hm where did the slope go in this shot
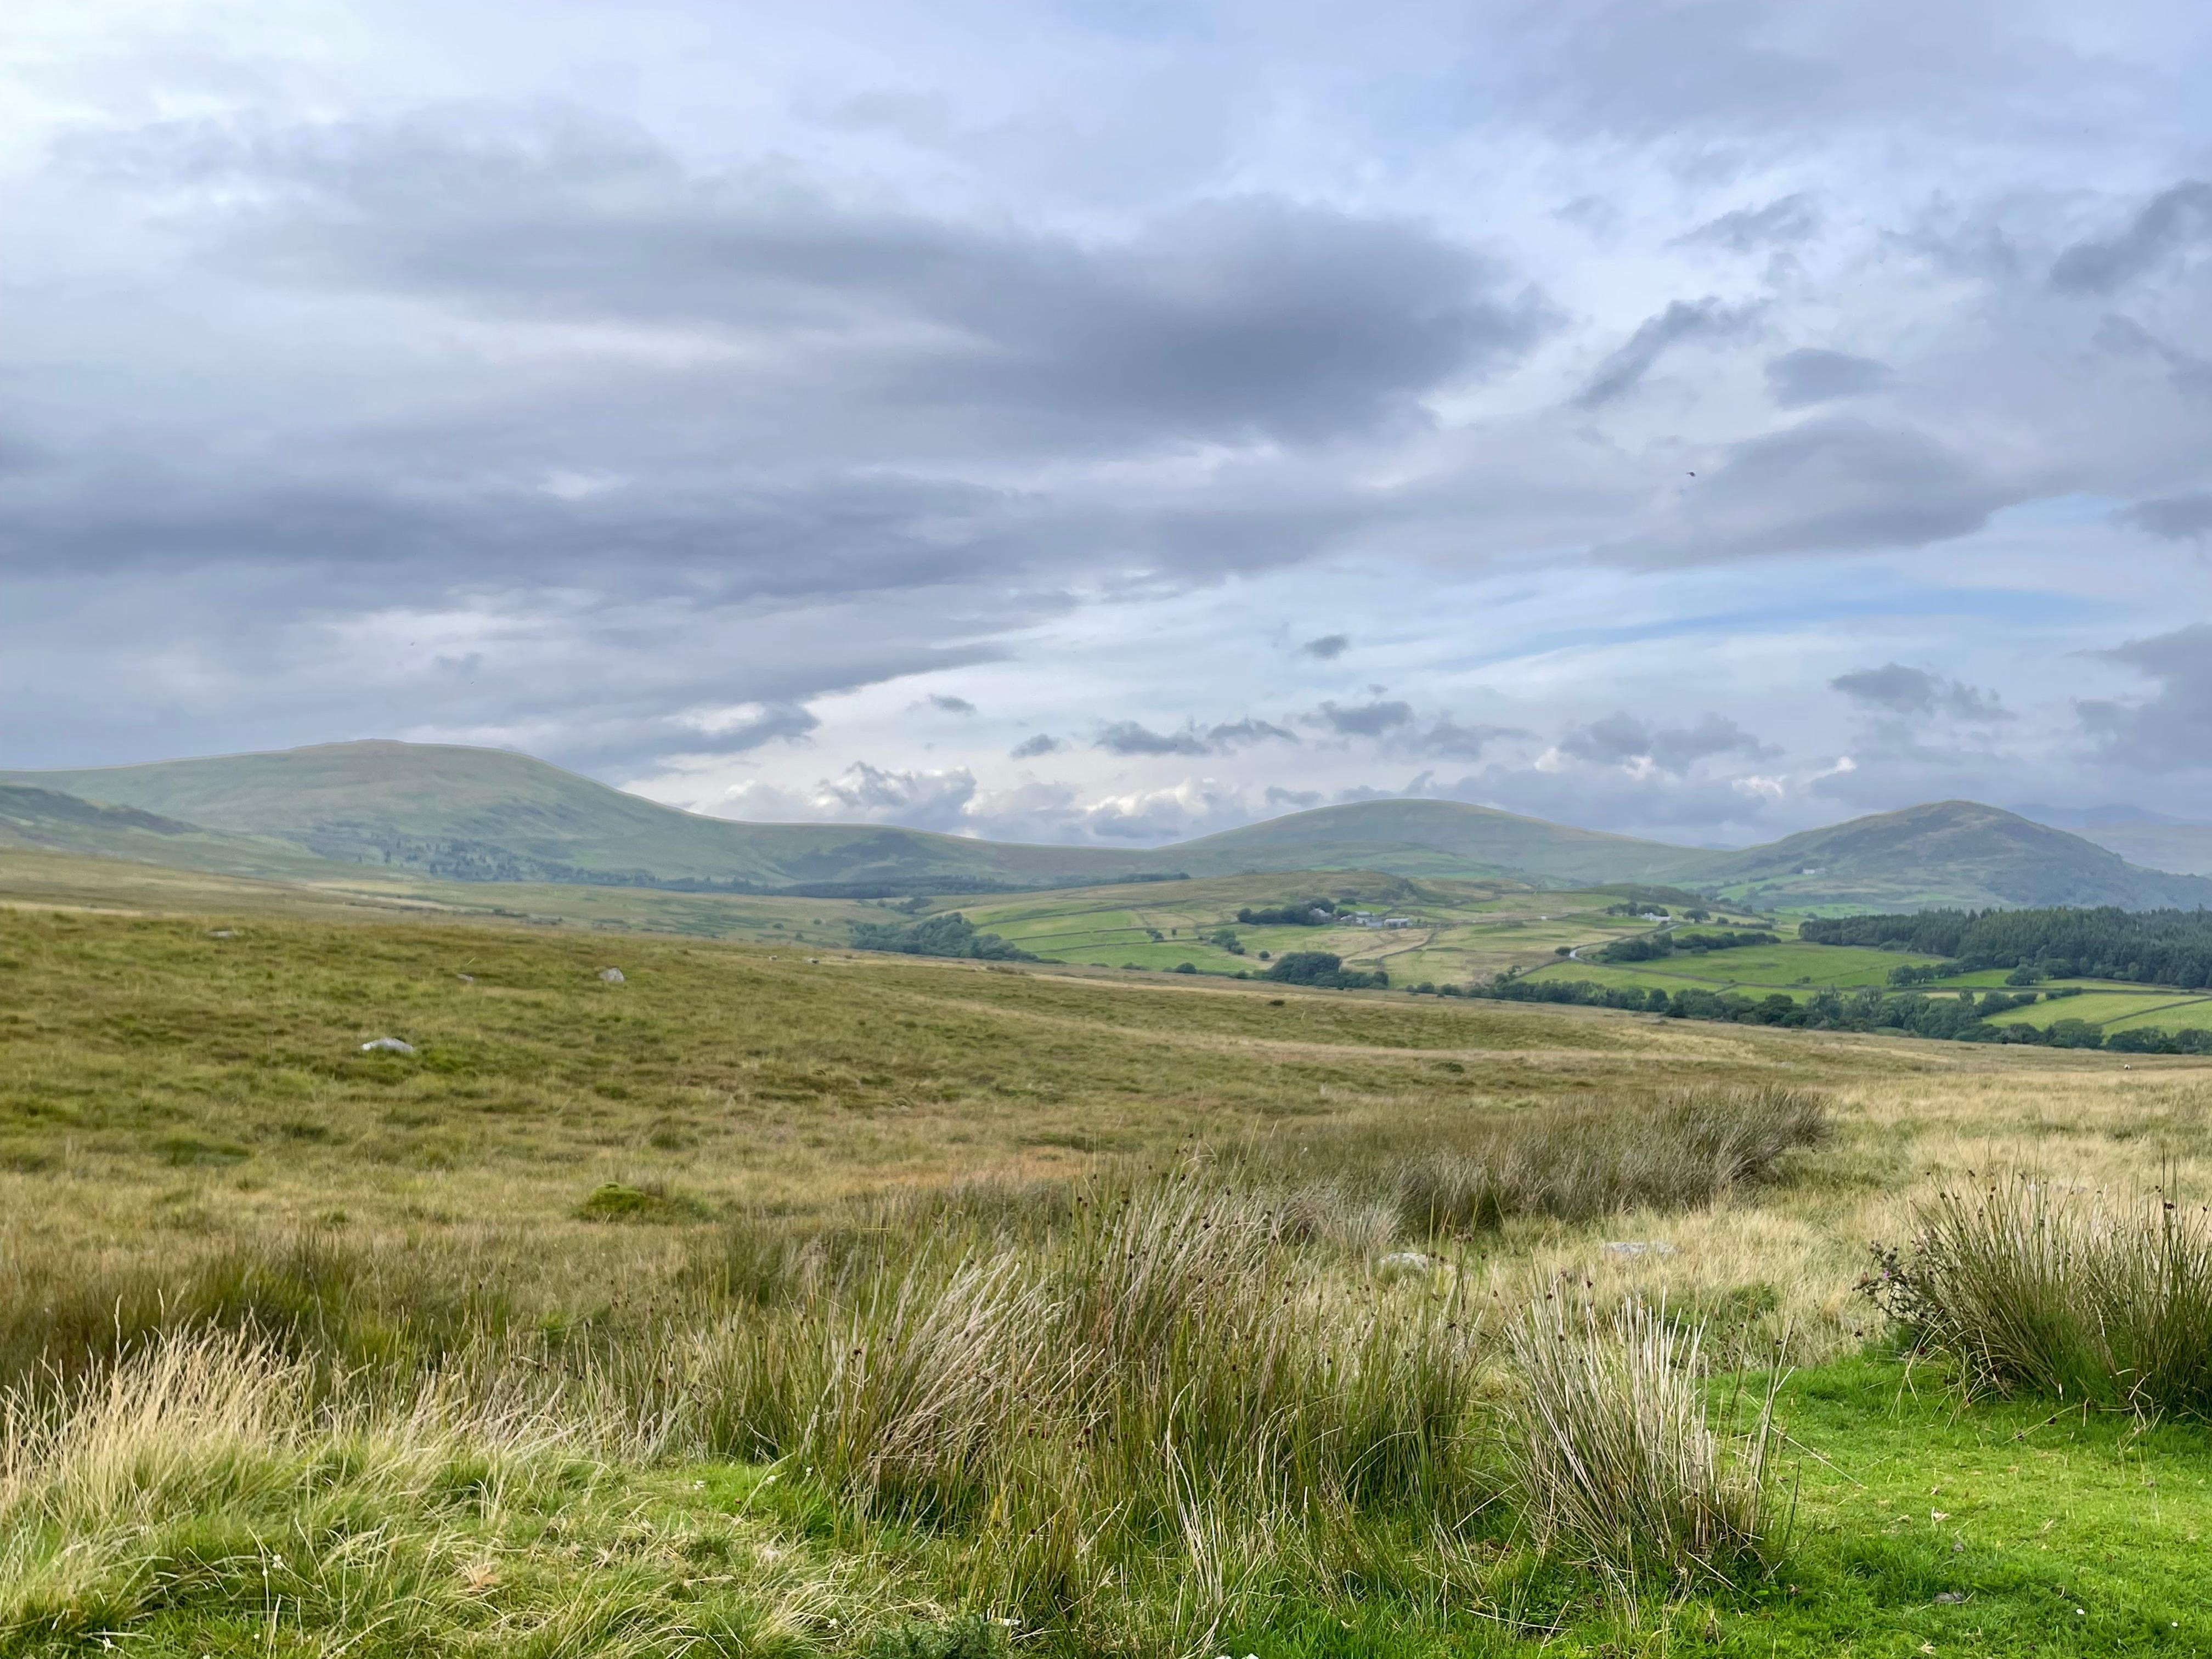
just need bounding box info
[1156,798,1727,885]
[2,742,1150,893]
[1701,800,2212,911]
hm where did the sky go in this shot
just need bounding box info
[6,1,2212,849]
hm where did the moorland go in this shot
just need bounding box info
[6,836,2212,1657]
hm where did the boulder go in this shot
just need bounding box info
[1601,1240,1677,1259]
[359,1037,416,1055]
[598,967,625,984]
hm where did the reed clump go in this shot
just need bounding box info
[1866,1173,2212,1416]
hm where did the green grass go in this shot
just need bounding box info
[958,873,1763,985]
[1983,992,2212,1031]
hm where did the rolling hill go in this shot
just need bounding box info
[9,741,2211,912]
[1158,798,1726,885]
[2011,807,2212,880]
[3,742,1148,893]
[1698,800,2212,911]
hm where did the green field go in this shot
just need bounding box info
[1521,938,1953,998]
[1982,990,2212,1033]
[958,873,1765,985]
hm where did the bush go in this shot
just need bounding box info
[1265,952,1387,990]
[577,1182,710,1224]
[1865,1176,2212,1416]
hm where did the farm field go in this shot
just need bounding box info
[1521,939,1954,998]
[1982,989,2212,1033]
[8,855,2212,1656]
[956,871,1758,984]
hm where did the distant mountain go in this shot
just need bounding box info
[10,742,2210,912]
[1699,801,2212,911]
[1159,798,1726,885]
[2,741,1148,893]
[2008,804,2212,879]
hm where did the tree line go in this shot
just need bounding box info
[1801,906,2212,990]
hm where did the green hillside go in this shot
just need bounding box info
[1699,800,2212,911]
[1159,798,1727,884]
[4,742,1147,893]
[12,743,2210,912]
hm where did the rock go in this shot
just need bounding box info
[1374,1250,1450,1284]
[597,967,625,984]
[456,973,476,984]
[1602,1240,1678,1259]
[1934,1592,1970,1605]
[208,929,236,939]
[359,1037,416,1055]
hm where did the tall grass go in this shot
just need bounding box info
[0,1082,1824,1650]
[1392,1086,1830,1238]
[1869,1174,2212,1416]
[1504,1300,1782,1596]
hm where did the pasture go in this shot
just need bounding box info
[7,848,2212,1656]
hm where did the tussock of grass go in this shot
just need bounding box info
[1504,1300,1781,1596]
[1869,1173,2212,1416]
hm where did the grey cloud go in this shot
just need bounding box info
[2051,181,2212,294]
[1091,716,1295,757]
[926,694,977,714]
[2095,315,2212,400]
[99,108,1548,451]
[2120,493,2212,540]
[2079,624,2212,771]
[1412,718,1522,759]
[1831,663,2011,721]
[1681,194,1820,252]
[1316,699,1413,736]
[1559,712,1771,772]
[1009,733,1063,759]
[1264,786,1323,810]
[1607,417,2006,564]
[1095,720,1211,757]
[1300,633,1350,659]
[1765,348,1893,408]
[1575,297,1760,408]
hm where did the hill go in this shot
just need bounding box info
[1158,798,1727,884]
[1698,800,2212,911]
[3,742,1148,893]
[10,742,2210,911]
[2011,809,2212,879]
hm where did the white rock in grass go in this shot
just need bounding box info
[1374,1250,1449,1283]
[359,1037,415,1054]
[598,967,625,984]
[1601,1240,1677,1258]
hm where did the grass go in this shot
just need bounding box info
[1869,1175,2212,1416]
[9,852,2212,1652]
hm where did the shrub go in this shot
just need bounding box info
[1865,1176,2212,1416]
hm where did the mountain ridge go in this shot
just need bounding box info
[9,740,2211,911]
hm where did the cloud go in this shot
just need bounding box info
[1558,712,1773,774]
[1606,417,2006,565]
[926,693,977,714]
[1300,633,1350,659]
[1093,716,1295,756]
[1410,718,1522,759]
[2094,315,2212,400]
[1765,348,1894,408]
[722,761,978,831]
[1574,296,1760,408]
[1264,786,1323,810]
[2119,493,2212,541]
[1680,194,1820,253]
[1315,699,1413,736]
[1009,732,1063,759]
[1831,663,2012,721]
[670,701,821,753]
[2078,624,2212,771]
[2051,180,2212,294]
